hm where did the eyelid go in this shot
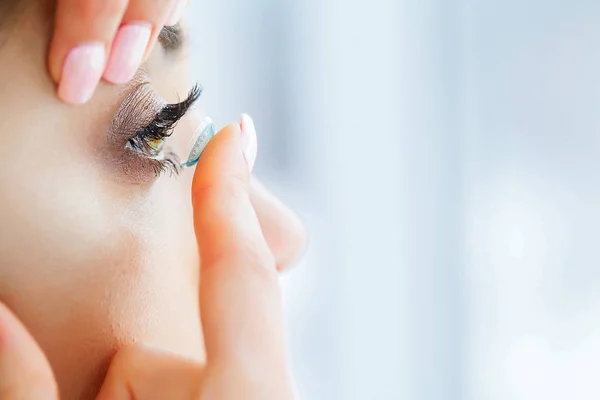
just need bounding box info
[110,82,166,140]
[105,70,200,182]
[110,83,202,179]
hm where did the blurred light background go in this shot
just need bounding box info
[189,1,600,399]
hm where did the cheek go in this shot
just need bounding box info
[0,156,203,398]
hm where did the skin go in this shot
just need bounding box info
[1,124,298,400]
[0,1,305,398]
[49,0,188,99]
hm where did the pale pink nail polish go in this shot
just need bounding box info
[57,42,105,105]
[240,114,258,172]
[104,23,151,84]
[165,0,187,26]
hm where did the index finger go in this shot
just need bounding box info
[192,117,288,370]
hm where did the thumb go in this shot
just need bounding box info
[0,303,58,399]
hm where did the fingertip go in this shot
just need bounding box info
[276,213,308,271]
[50,0,129,98]
[191,122,246,201]
[191,122,249,243]
[56,42,106,105]
[103,22,152,85]
[249,178,308,271]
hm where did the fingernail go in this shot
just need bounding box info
[57,42,105,105]
[240,114,258,172]
[104,22,151,84]
[165,0,187,26]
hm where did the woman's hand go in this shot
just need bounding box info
[251,177,306,271]
[49,0,188,105]
[95,119,297,399]
[0,117,301,399]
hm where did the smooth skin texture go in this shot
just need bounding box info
[49,0,187,103]
[0,1,305,398]
[0,124,297,400]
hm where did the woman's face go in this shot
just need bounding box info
[0,3,204,398]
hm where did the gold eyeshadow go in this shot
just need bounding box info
[111,83,166,140]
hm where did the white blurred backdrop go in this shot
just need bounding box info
[189,1,600,399]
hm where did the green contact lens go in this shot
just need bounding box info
[180,117,216,168]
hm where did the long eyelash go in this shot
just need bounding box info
[149,150,182,177]
[127,84,202,176]
[127,83,202,153]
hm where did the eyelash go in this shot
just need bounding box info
[126,84,202,176]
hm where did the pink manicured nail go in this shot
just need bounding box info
[240,114,258,172]
[104,23,151,84]
[165,0,187,26]
[57,42,105,105]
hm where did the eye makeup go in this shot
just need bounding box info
[108,80,201,182]
[126,83,201,173]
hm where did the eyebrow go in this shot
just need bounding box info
[158,25,184,52]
